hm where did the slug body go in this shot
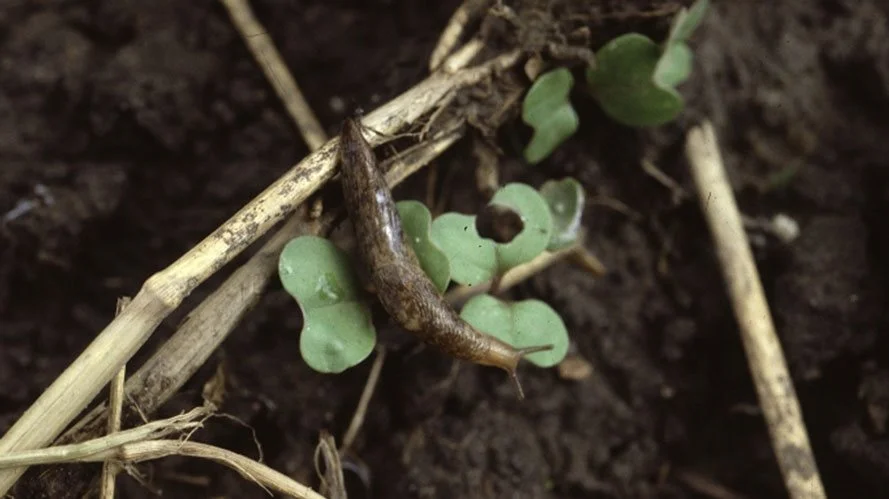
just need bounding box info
[338,118,550,394]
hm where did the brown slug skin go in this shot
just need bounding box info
[338,118,551,395]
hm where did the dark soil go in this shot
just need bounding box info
[3,0,889,497]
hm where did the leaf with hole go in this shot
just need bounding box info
[278,236,376,373]
[522,68,579,164]
[397,200,450,293]
[460,294,569,367]
[539,177,585,250]
[489,183,553,271]
[430,183,553,284]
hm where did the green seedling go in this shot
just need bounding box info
[522,68,580,164]
[396,200,451,293]
[539,178,585,250]
[664,0,710,47]
[586,0,709,126]
[460,294,569,367]
[488,183,554,269]
[278,236,376,373]
[429,212,498,286]
[279,180,583,374]
[586,33,684,127]
[431,183,553,285]
[520,0,709,160]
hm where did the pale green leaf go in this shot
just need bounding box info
[539,178,585,250]
[489,183,553,271]
[278,236,376,373]
[397,200,451,293]
[586,33,684,127]
[522,68,579,164]
[430,213,497,286]
[460,294,569,367]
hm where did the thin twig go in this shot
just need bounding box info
[429,0,492,71]
[685,121,826,499]
[641,158,687,204]
[100,297,131,499]
[87,440,325,499]
[673,468,750,499]
[314,432,345,499]
[472,138,500,198]
[441,38,485,73]
[340,347,387,454]
[0,407,208,469]
[568,246,607,277]
[588,195,643,221]
[219,0,327,150]
[0,51,520,494]
[445,240,582,306]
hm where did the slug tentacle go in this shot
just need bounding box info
[338,117,552,399]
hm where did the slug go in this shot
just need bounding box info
[338,117,552,399]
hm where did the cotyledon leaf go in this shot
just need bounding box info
[522,67,579,164]
[430,212,497,286]
[539,177,585,250]
[460,294,569,368]
[586,33,684,127]
[397,200,451,293]
[430,183,554,284]
[278,235,376,373]
[489,183,553,271]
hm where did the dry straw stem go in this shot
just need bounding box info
[339,347,387,455]
[121,441,326,499]
[445,240,585,306]
[685,122,826,499]
[100,297,130,499]
[0,49,521,493]
[219,0,327,150]
[674,468,750,499]
[314,432,346,499]
[124,440,328,499]
[429,0,492,71]
[0,407,207,469]
[441,38,486,74]
[20,438,326,499]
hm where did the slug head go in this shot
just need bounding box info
[479,336,553,400]
[506,345,554,400]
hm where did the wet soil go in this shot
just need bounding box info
[2,0,889,498]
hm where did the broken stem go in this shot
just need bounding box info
[219,0,328,151]
[339,347,387,455]
[99,297,131,499]
[0,407,207,469]
[429,0,492,71]
[446,240,583,306]
[685,121,826,499]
